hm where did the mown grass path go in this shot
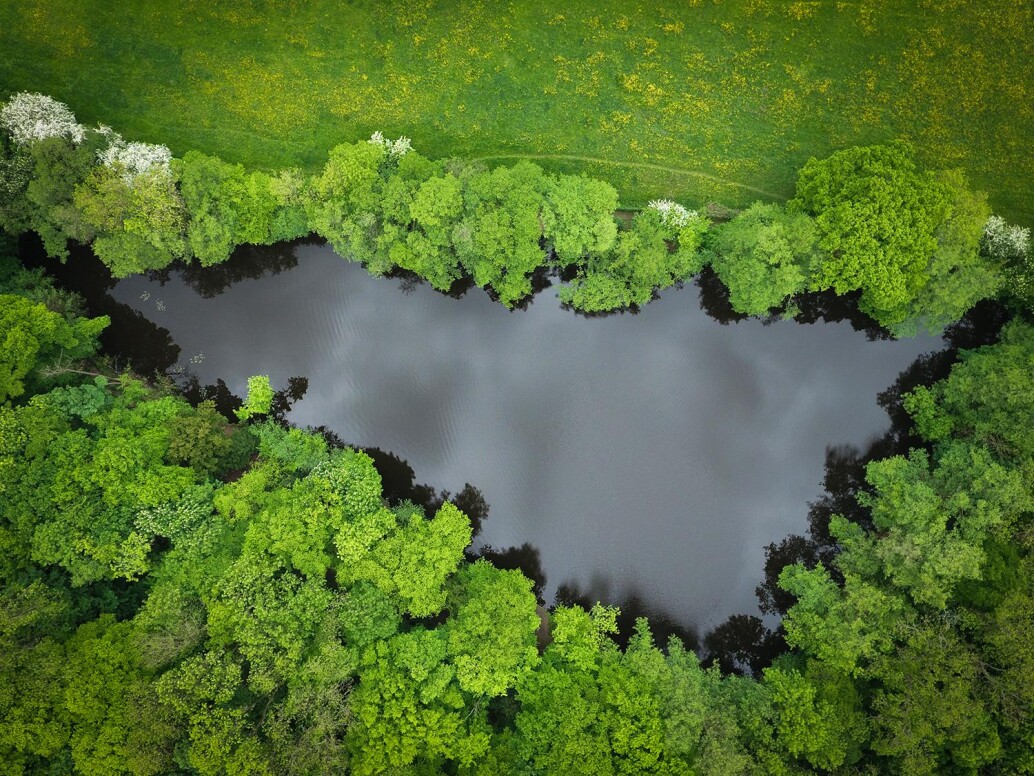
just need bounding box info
[473,153,785,201]
[1,0,1030,220]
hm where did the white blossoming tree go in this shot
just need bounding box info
[368,130,413,159]
[983,215,1034,306]
[982,215,1031,263]
[0,92,85,145]
[647,198,698,229]
[98,132,173,182]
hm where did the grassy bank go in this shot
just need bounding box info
[1,0,1030,219]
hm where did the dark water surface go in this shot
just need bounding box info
[111,244,940,631]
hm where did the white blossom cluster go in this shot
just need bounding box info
[983,215,1030,261]
[0,92,85,145]
[369,130,412,159]
[98,131,173,182]
[648,199,698,229]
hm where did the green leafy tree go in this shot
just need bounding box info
[166,399,232,476]
[870,623,1001,775]
[542,174,619,265]
[779,563,905,675]
[905,320,1034,462]
[791,143,966,328]
[235,375,274,421]
[305,140,387,265]
[348,628,490,775]
[453,161,548,307]
[446,561,541,697]
[561,206,705,313]
[74,163,189,277]
[704,202,816,315]
[890,169,1000,334]
[21,135,100,258]
[175,151,302,266]
[837,445,1031,609]
[385,172,464,290]
[0,294,107,403]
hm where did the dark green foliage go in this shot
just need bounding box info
[20,135,100,258]
[166,400,231,476]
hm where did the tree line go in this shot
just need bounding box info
[1,92,1030,331]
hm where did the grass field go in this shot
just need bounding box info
[1,0,1030,221]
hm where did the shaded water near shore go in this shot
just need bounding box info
[105,242,941,632]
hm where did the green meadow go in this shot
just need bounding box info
[1,0,1030,219]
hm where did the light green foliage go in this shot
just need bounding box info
[0,293,107,403]
[791,144,950,326]
[891,169,1001,334]
[704,202,816,315]
[206,550,337,694]
[175,151,302,266]
[306,140,386,263]
[252,421,329,473]
[348,629,489,775]
[386,171,464,291]
[870,623,1002,775]
[762,666,856,770]
[453,161,547,307]
[0,381,207,584]
[513,660,615,775]
[363,501,472,617]
[549,604,619,672]
[542,174,619,265]
[74,163,189,277]
[791,144,1000,330]
[560,207,704,313]
[446,561,541,697]
[905,320,1034,462]
[779,564,905,675]
[156,651,272,776]
[63,615,177,776]
[514,617,725,774]
[0,582,71,769]
[235,374,274,421]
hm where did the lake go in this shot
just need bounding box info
[107,242,940,633]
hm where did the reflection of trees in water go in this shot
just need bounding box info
[147,238,319,298]
[702,614,786,678]
[18,235,181,376]
[694,266,751,326]
[790,288,889,340]
[706,299,1013,675]
[476,543,547,603]
[694,264,894,340]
